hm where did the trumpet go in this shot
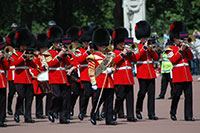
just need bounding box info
[125,42,139,54]
[25,48,36,61]
[186,35,196,44]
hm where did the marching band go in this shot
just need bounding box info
[0,20,196,127]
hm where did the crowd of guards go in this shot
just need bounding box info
[0,20,195,127]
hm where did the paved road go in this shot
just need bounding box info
[1,75,200,133]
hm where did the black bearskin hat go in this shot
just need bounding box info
[0,35,6,50]
[47,25,64,43]
[14,28,34,48]
[92,28,110,50]
[112,27,128,45]
[135,20,151,40]
[169,21,187,41]
[36,33,49,49]
[66,26,79,42]
[79,26,92,43]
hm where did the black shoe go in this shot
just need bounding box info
[101,111,105,118]
[67,115,73,120]
[106,121,117,125]
[185,117,195,121]
[170,114,177,121]
[127,117,137,122]
[168,96,172,99]
[155,96,164,100]
[112,113,117,121]
[0,122,7,127]
[3,119,8,122]
[70,111,73,117]
[118,114,127,119]
[60,119,70,124]
[149,115,158,120]
[136,112,142,119]
[48,113,55,123]
[25,119,35,123]
[18,111,24,115]
[14,114,20,123]
[78,113,84,120]
[36,115,46,119]
[53,112,58,119]
[90,114,96,125]
[8,109,13,115]
[96,116,102,121]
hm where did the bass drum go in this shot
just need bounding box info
[37,71,51,93]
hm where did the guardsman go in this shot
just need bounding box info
[36,33,52,117]
[156,40,174,100]
[13,28,37,123]
[167,21,194,121]
[46,25,71,124]
[66,26,82,119]
[75,26,95,120]
[87,28,117,125]
[134,20,159,120]
[6,31,24,116]
[0,35,10,127]
[112,27,137,122]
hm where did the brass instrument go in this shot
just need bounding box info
[186,35,196,44]
[125,42,139,54]
[25,48,35,60]
[3,46,17,59]
[95,53,115,78]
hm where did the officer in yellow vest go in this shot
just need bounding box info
[156,40,174,99]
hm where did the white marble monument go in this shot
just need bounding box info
[123,0,146,42]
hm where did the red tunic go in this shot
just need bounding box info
[166,46,193,83]
[135,44,159,79]
[87,51,115,89]
[0,58,9,88]
[7,56,15,81]
[113,49,137,85]
[47,49,71,85]
[13,51,36,84]
[76,48,91,81]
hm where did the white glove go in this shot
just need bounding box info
[92,84,98,91]
[106,67,113,74]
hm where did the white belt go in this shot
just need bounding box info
[116,66,132,70]
[137,61,153,64]
[49,67,65,70]
[0,70,5,73]
[15,66,29,69]
[80,64,88,67]
[9,66,15,69]
[173,63,189,68]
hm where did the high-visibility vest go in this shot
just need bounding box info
[161,52,173,73]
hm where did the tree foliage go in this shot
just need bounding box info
[0,0,200,37]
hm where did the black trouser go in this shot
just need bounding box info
[114,85,134,119]
[159,73,173,98]
[49,84,71,121]
[91,88,114,123]
[8,81,24,113]
[136,79,155,116]
[80,81,94,115]
[70,82,82,115]
[0,88,6,122]
[170,82,193,118]
[45,93,52,116]
[36,94,45,116]
[15,84,34,120]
